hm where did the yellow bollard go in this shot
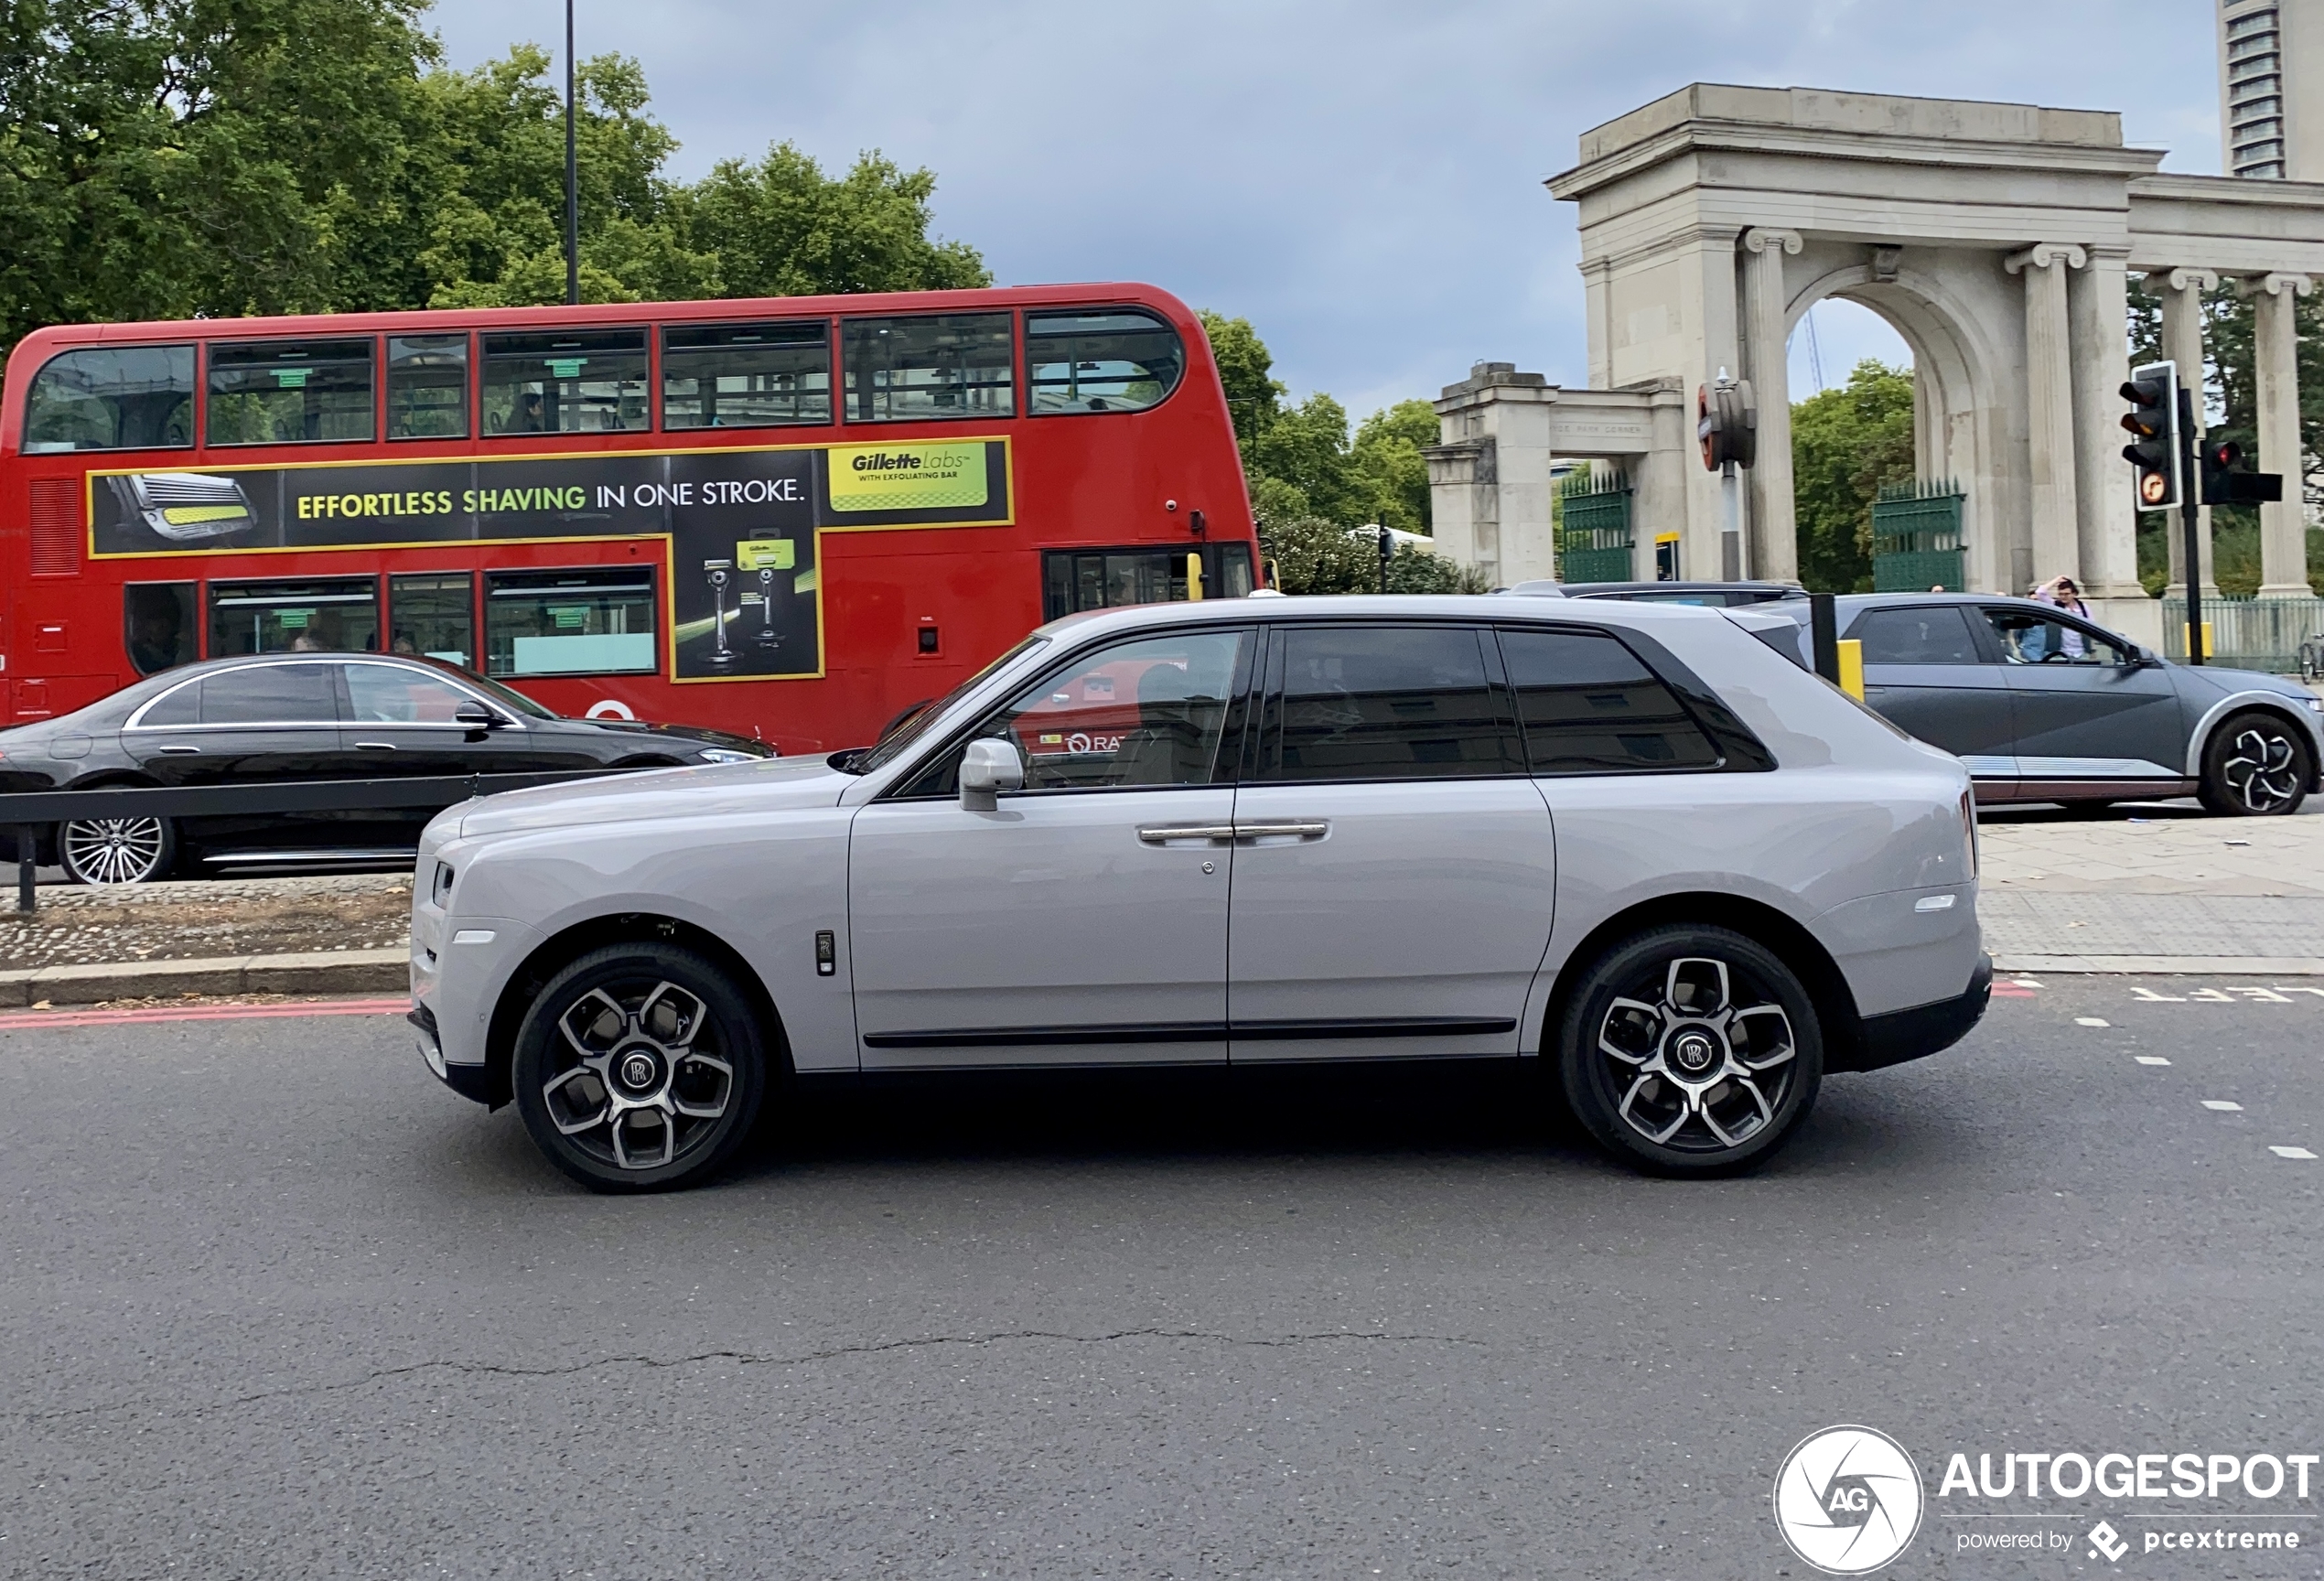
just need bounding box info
[2202,620,2214,660]
[1836,638,1866,700]
[1185,552,1205,601]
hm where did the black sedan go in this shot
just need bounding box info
[0,653,772,883]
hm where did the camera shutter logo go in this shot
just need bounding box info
[1772,1425,1925,1574]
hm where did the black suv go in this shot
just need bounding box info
[0,654,771,883]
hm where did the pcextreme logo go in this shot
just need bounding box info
[1773,1425,1927,1575]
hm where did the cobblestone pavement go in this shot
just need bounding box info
[0,872,412,971]
[1979,801,2324,967]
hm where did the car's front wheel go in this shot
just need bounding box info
[511,941,770,1192]
[1556,925,1824,1176]
[57,815,175,885]
[2199,709,2313,816]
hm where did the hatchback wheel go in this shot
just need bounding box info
[1557,925,1823,1175]
[512,942,769,1192]
[2200,710,2312,816]
[58,816,175,885]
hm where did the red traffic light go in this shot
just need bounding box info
[2207,440,2244,469]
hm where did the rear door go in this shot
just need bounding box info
[1849,604,2019,793]
[121,661,351,866]
[1225,623,1554,1062]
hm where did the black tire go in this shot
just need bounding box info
[511,941,770,1192]
[1555,924,1824,1177]
[2198,709,2313,816]
[56,815,176,885]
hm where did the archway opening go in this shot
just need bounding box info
[1786,297,1917,592]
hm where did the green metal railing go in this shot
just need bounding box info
[1871,479,1966,592]
[1556,468,1633,584]
[2159,595,2324,672]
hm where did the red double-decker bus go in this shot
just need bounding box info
[0,283,1257,753]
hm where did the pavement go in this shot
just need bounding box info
[1979,801,2324,972]
[2,986,2321,1578]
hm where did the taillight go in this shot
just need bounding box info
[1960,789,1978,881]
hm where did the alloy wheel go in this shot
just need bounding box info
[2222,723,2304,812]
[537,979,737,1172]
[1593,954,1800,1154]
[59,817,169,885]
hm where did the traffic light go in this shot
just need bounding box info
[2199,438,2286,506]
[1696,379,1757,470]
[2119,360,2180,512]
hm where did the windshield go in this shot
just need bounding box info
[414,658,558,720]
[848,635,1049,773]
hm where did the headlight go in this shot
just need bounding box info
[2303,696,2322,715]
[696,747,759,764]
[432,862,456,907]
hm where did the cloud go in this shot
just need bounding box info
[434,1,2221,417]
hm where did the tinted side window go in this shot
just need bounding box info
[1025,310,1184,414]
[1499,628,1718,774]
[199,663,339,725]
[1853,606,1983,664]
[124,583,198,676]
[1264,626,1518,782]
[1985,608,2128,667]
[662,322,831,428]
[207,339,375,446]
[842,314,1013,422]
[482,330,648,434]
[388,335,469,439]
[23,347,195,452]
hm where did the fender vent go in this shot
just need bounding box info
[29,479,79,576]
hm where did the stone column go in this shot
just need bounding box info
[2067,248,2145,602]
[1740,228,1802,585]
[2240,272,2314,598]
[2146,268,2220,598]
[2007,243,2087,592]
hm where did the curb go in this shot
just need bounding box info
[1992,952,2324,976]
[0,948,408,1007]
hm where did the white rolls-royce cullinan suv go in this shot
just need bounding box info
[409,595,1990,1190]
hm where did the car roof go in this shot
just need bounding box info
[1565,581,1803,597]
[1036,593,1746,644]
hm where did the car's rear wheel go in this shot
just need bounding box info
[511,941,769,1192]
[1556,925,1823,1176]
[57,816,175,885]
[2199,710,2313,816]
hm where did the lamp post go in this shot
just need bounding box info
[565,0,579,307]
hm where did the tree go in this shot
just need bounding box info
[1791,360,1916,593]
[1351,399,1437,533]
[1196,309,1282,446]
[1256,514,1487,596]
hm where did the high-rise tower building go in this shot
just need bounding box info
[2221,0,2324,178]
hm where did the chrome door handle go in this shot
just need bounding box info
[156,746,201,755]
[354,741,398,751]
[1233,820,1329,839]
[1136,823,1238,844]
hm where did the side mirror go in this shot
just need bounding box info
[959,737,1024,812]
[453,702,502,728]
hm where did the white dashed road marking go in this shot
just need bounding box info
[2202,1100,2244,1112]
[2270,1146,2317,1160]
[2075,1017,2110,1027]
[2136,1056,2171,1066]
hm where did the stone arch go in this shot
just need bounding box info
[1783,261,2019,596]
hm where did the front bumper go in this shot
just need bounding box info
[1850,953,1992,1072]
[411,1002,498,1105]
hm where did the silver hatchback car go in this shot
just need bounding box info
[410,596,1989,1190]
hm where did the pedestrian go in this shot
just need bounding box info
[2030,575,2091,660]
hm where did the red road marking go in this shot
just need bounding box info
[0,997,408,1031]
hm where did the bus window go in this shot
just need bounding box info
[23,346,194,453]
[1026,310,1184,414]
[662,322,830,429]
[124,583,198,675]
[207,339,376,446]
[482,330,648,434]
[485,568,656,677]
[1042,548,1192,620]
[388,335,470,439]
[389,573,475,666]
[209,576,382,655]
[842,314,1012,423]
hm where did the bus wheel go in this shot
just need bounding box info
[59,816,176,885]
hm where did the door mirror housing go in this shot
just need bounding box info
[452,701,503,728]
[959,737,1025,812]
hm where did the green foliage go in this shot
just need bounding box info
[1255,514,1484,596]
[0,6,986,358]
[1791,360,1917,593]
[1199,313,1437,535]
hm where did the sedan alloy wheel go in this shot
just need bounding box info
[59,816,174,885]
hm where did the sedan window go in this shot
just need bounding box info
[195,663,340,725]
[1985,608,2126,667]
[1853,606,1984,664]
[1498,628,1718,774]
[346,664,480,725]
[1264,626,1519,782]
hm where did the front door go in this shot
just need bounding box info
[1849,603,2019,792]
[1226,623,1555,1062]
[846,626,1250,1068]
[1981,607,2188,796]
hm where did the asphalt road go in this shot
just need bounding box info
[2,980,2320,1580]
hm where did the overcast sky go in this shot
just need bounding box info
[433,1,2224,419]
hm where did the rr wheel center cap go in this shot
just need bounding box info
[615,1049,662,1093]
[1669,1029,1721,1075]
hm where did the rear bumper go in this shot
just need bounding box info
[1850,954,1991,1072]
